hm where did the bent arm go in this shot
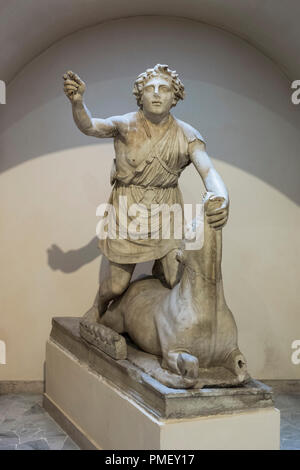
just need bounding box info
[189,140,228,202]
[189,139,229,229]
[72,99,119,138]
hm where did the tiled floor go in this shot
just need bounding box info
[0,381,299,450]
[0,394,79,450]
[264,380,300,450]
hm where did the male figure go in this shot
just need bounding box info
[63,64,229,322]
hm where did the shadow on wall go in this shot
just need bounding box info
[47,237,100,273]
[47,236,153,283]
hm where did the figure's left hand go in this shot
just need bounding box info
[204,193,229,230]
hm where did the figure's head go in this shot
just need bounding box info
[133,64,185,115]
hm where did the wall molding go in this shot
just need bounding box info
[0,381,44,394]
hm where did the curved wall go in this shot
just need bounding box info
[0,16,299,380]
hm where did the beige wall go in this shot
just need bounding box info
[0,17,299,380]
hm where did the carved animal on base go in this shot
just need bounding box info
[99,197,248,387]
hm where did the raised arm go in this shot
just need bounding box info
[63,70,118,138]
[189,139,229,230]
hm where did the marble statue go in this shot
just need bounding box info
[63,65,248,388]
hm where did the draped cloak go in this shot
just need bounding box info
[98,111,205,264]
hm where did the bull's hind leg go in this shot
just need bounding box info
[162,350,199,380]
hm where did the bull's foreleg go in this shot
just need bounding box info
[162,350,199,380]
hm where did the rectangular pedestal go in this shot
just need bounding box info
[49,318,275,419]
[44,338,280,450]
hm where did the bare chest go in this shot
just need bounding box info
[113,125,171,169]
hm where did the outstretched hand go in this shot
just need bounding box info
[63,70,86,102]
[203,192,229,231]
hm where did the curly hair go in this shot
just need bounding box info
[132,64,185,108]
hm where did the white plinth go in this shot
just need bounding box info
[44,339,280,450]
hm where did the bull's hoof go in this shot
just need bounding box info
[177,352,199,379]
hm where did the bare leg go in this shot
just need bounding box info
[82,260,135,322]
[155,249,182,288]
[98,261,136,315]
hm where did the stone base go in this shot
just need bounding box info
[44,317,280,450]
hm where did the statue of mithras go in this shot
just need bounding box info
[63,64,249,388]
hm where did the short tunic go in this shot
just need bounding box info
[98,110,205,263]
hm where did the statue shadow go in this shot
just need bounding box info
[47,237,100,274]
[47,236,153,284]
